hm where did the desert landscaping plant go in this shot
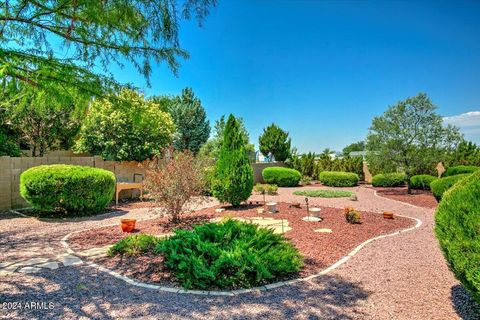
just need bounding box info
[156,218,303,289]
[318,171,359,187]
[435,170,480,303]
[109,234,161,256]
[443,165,479,177]
[410,174,438,190]
[144,149,207,222]
[262,167,302,187]
[372,173,407,187]
[211,115,254,206]
[254,184,279,195]
[430,174,470,201]
[293,189,353,198]
[344,207,361,224]
[20,164,115,216]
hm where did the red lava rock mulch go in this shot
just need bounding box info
[69,202,415,287]
[373,187,438,209]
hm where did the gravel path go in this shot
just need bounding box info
[1,186,479,319]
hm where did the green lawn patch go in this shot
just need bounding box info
[293,189,353,198]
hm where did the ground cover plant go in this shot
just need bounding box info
[410,174,438,190]
[318,171,359,187]
[20,164,115,216]
[109,234,161,256]
[156,218,303,289]
[293,189,353,198]
[430,174,470,200]
[443,165,480,177]
[372,173,407,187]
[262,167,301,187]
[435,170,480,303]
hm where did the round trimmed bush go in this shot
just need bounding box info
[20,164,115,216]
[156,218,303,289]
[430,174,470,201]
[443,165,480,177]
[371,173,406,187]
[435,170,480,303]
[410,174,438,190]
[262,167,301,187]
[318,171,359,187]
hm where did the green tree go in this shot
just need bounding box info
[258,123,291,162]
[212,114,254,206]
[0,1,215,100]
[366,93,462,193]
[75,88,175,161]
[157,88,210,154]
[446,140,480,167]
[199,114,254,161]
[342,141,365,156]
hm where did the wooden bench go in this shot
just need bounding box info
[115,182,143,206]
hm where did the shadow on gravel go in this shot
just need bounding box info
[451,284,480,320]
[1,267,371,319]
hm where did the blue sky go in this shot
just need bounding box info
[110,0,480,153]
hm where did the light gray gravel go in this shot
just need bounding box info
[1,187,479,319]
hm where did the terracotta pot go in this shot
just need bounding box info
[383,212,394,219]
[121,219,136,232]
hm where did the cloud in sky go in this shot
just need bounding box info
[443,111,480,143]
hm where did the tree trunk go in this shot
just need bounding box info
[407,179,412,195]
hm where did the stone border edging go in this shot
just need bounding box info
[60,200,422,296]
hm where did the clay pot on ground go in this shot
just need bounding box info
[383,212,394,219]
[121,219,137,232]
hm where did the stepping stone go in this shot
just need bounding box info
[18,266,42,274]
[36,262,59,270]
[215,208,225,213]
[315,228,332,233]
[57,254,83,266]
[21,257,50,266]
[302,216,322,222]
[77,246,111,258]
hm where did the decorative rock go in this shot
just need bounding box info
[350,194,358,201]
[383,212,394,219]
[36,262,59,270]
[302,216,322,222]
[215,208,225,213]
[57,254,83,266]
[289,202,301,208]
[315,228,332,233]
[18,266,42,274]
[257,208,265,214]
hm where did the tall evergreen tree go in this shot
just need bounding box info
[258,123,291,162]
[168,88,210,154]
[212,114,253,206]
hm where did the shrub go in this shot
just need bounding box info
[300,176,312,185]
[318,171,359,187]
[254,184,278,195]
[344,207,361,224]
[144,149,206,222]
[262,167,301,187]
[109,234,161,256]
[410,174,438,190]
[212,115,254,206]
[20,165,115,216]
[430,174,470,201]
[443,165,480,177]
[435,170,480,303]
[371,173,406,187]
[293,189,353,198]
[156,218,303,290]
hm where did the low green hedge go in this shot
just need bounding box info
[443,165,480,177]
[20,164,115,216]
[435,170,480,303]
[262,167,301,187]
[156,218,303,289]
[318,171,359,187]
[430,174,470,201]
[410,174,438,190]
[371,173,406,187]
